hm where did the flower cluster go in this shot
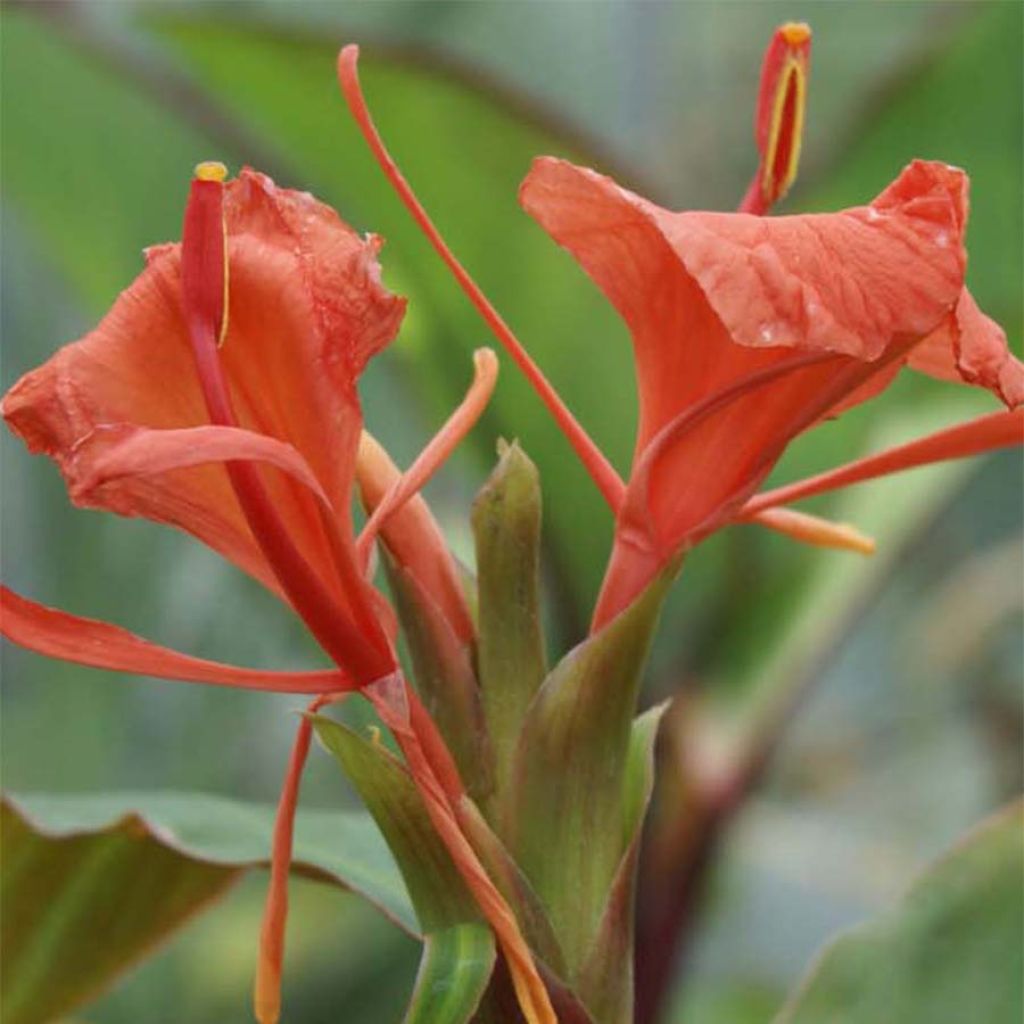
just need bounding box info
[3,21,1020,1024]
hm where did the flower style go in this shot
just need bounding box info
[338,32,1023,636]
[1,165,555,1024]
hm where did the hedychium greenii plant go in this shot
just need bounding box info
[1,19,1021,1024]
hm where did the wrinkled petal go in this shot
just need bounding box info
[909,290,1024,408]
[521,157,969,455]
[0,587,353,693]
[3,169,405,600]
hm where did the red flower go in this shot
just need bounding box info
[338,34,1023,637]
[1,164,554,1024]
[520,155,1024,627]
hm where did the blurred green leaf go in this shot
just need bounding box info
[775,800,1024,1024]
[1,790,415,1024]
[403,923,495,1024]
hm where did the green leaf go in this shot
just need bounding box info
[472,440,548,808]
[311,713,479,932]
[506,562,678,977]
[576,703,667,1024]
[1,790,416,1024]
[775,801,1024,1024]
[403,923,495,1024]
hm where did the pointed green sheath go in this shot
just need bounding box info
[505,562,678,980]
[472,441,548,810]
[576,703,667,1024]
[383,551,494,807]
[404,923,496,1024]
[311,714,478,932]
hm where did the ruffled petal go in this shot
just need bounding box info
[909,290,1024,408]
[3,169,405,600]
[520,157,967,454]
[0,587,353,693]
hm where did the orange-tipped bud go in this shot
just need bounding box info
[741,22,811,214]
[751,506,875,555]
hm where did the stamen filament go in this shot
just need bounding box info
[356,348,498,564]
[337,45,626,514]
[742,409,1024,515]
[255,693,342,1024]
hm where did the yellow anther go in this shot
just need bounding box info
[367,725,383,748]
[780,22,811,46]
[194,161,228,183]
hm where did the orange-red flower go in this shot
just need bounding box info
[520,156,1024,627]
[337,33,1023,639]
[0,164,554,1024]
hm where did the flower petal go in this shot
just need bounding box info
[3,169,405,598]
[520,157,967,453]
[0,587,353,693]
[909,290,1024,408]
[592,348,900,626]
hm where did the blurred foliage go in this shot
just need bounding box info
[776,802,1024,1024]
[1,1,1020,1022]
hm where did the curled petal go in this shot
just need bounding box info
[56,421,390,680]
[71,423,332,508]
[0,587,354,693]
[909,290,1024,408]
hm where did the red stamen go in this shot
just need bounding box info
[181,170,391,682]
[357,348,498,565]
[743,409,1024,514]
[738,23,810,214]
[337,46,626,514]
